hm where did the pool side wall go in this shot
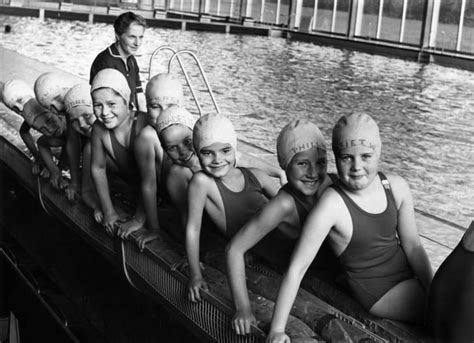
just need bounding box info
[1,4,473,71]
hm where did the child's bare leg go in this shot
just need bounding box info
[369,279,426,324]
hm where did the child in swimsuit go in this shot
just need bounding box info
[267,113,433,343]
[34,72,80,191]
[134,74,286,250]
[90,68,147,236]
[226,120,338,335]
[22,98,68,186]
[185,113,280,303]
[157,106,287,233]
[133,73,184,250]
[1,78,70,188]
[63,83,103,222]
[1,79,44,176]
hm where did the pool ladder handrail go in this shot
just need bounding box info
[148,45,221,116]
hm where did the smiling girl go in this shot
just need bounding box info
[266,113,433,343]
[90,68,147,236]
[185,113,280,303]
[225,120,339,335]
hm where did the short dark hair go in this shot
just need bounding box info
[114,12,146,36]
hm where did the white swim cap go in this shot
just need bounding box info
[146,73,183,106]
[34,72,78,110]
[193,113,237,152]
[277,120,327,169]
[22,98,49,126]
[1,79,35,112]
[332,113,381,157]
[90,68,131,105]
[64,83,92,113]
[156,105,196,135]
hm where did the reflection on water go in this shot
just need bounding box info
[0,15,472,227]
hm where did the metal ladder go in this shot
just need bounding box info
[148,45,220,116]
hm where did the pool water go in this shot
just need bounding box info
[0,15,473,228]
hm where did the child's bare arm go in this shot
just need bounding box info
[80,142,102,222]
[185,172,211,302]
[251,168,280,199]
[167,164,193,229]
[91,124,117,234]
[390,174,433,290]
[19,122,42,163]
[237,151,287,185]
[133,130,163,250]
[37,135,67,189]
[226,192,293,335]
[267,191,337,341]
[135,129,161,232]
[65,121,82,201]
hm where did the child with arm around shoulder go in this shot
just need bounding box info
[226,120,337,335]
[186,113,279,303]
[22,98,69,188]
[266,113,433,343]
[156,105,286,227]
[133,73,185,250]
[90,68,147,235]
[1,79,46,176]
[64,83,103,221]
[34,72,80,191]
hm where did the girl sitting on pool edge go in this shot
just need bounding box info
[185,113,280,302]
[226,120,340,335]
[266,113,433,343]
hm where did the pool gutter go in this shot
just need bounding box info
[1,3,473,71]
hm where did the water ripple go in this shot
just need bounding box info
[0,15,472,227]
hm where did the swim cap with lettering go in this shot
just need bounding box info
[193,113,237,152]
[90,68,131,105]
[277,120,326,169]
[64,83,92,113]
[146,73,183,106]
[1,79,35,112]
[34,72,78,109]
[22,98,49,126]
[332,113,381,157]
[156,105,196,135]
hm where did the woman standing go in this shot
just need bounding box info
[90,11,147,112]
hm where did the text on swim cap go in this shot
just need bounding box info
[66,99,92,111]
[290,141,326,155]
[156,114,194,132]
[149,95,181,104]
[336,139,377,151]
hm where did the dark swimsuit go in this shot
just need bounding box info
[107,117,139,185]
[427,222,474,342]
[214,167,268,239]
[331,172,414,310]
[284,173,340,271]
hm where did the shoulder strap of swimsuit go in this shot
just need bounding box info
[328,173,338,183]
[241,167,263,190]
[129,115,138,148]
[378,172,397,206]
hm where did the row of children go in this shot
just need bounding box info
[2,68,437,337]
[1,12,471,341]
